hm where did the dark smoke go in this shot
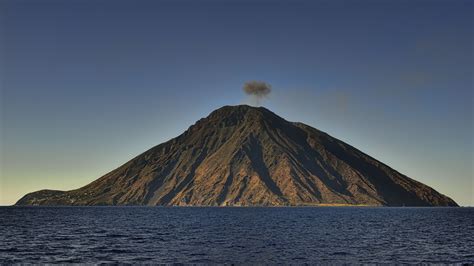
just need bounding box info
[243,81,272,106]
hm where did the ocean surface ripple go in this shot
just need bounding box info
[1,207,473,264]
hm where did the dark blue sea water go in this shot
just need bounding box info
[0,207,473,264]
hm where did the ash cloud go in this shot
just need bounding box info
[243,81,272,106]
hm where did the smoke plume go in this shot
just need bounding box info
[243,81,272,106]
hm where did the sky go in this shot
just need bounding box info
[0,0,472,206]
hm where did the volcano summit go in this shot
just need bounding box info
[16,105,457,206]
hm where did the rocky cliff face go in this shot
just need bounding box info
[16,105,458,206]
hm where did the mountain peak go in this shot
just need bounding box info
[187,105,285,135]
[207,105,276,120]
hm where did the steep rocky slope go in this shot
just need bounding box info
[16,105,458,206]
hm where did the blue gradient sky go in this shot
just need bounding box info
[1,0,472,205]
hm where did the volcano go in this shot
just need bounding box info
[16,105,457,206]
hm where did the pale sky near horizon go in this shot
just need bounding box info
[1,0,472,206]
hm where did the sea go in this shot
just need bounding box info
[0,207,473,264]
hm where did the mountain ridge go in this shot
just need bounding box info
[16,105,458,207]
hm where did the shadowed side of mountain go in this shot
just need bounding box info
[16,190,68,206]
[16,105,458,207]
